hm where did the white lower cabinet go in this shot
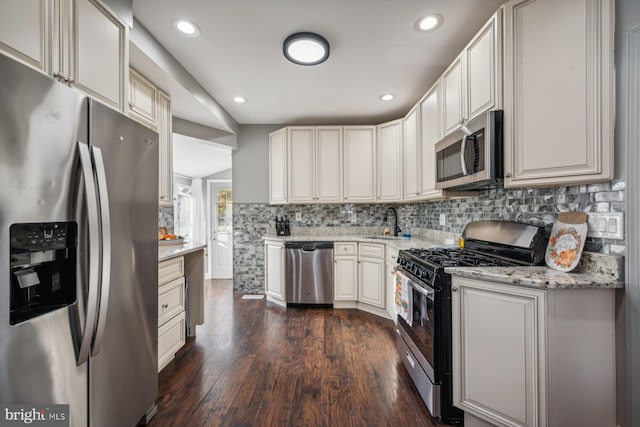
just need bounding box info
[264,239,285,306]
[358,243,384,308]
[451,276,616,427]
[334,242,358,301]
[158,257,187,372]
[385,248,398,322]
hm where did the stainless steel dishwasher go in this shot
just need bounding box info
[285,242,334,305]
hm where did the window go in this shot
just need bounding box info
[174,184,192,239]
[216,188,233,233]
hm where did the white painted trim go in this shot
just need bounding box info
[624,22,640,427]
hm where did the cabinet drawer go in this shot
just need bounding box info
[359,243,384,259]
[159,256,184,285]
[159,277,185,326]
[335,242,357,256]
[158,310,186,372]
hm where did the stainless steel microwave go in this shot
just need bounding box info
[435,110,503,191]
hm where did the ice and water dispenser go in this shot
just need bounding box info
[9,222,77,325]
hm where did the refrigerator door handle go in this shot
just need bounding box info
[90,146,111,356]
[76,141,101,366]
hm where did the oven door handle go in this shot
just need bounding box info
[408,281,435,300]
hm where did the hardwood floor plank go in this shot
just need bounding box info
[150,280,455,427]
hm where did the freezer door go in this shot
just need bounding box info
[88,101,159,427]
[0,55,89,426]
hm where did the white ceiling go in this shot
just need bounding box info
[132,0,506,126]
[173,134,232,178]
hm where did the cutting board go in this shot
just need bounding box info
[545,212,588,272]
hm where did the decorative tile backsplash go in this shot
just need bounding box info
[158,205,174,234]
[232,182,626,294]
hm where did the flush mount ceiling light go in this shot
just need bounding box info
[283,32,330,66]
[233,96,247,104]
[415,14,443,32]
[172,19,200,36]
[379,94,395,102]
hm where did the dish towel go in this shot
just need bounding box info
[395,271,413,326]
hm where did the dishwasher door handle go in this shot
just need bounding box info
[301,245,317,252]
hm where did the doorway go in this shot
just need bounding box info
[207,180,233,279]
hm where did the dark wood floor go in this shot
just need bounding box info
[150,280,456,427]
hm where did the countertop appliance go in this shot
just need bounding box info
[435,110,503,191]
[285,242,334,305]
[395,220,546,423]
[0,55,159,426]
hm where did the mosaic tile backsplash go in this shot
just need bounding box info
[232,182,626,294]
[158,205,174,234]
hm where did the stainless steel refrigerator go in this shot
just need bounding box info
[0,55,159,426]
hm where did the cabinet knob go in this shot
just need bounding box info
[451,287,458,292]
[505,172,512,178]
[162,303,169,309]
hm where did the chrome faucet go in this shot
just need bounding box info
[383,207,402,237]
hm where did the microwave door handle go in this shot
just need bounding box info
[460,137,468,176]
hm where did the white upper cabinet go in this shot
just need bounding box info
[287,127,316,203]
[314,127,343,203]
[0,0,50,73]
[0,0,128,112]
[129,68,158,130]
[465,9,502,121]
[157,90,173,206]
[343,126,377,203]
[377,120,403,202]
[287,126,342,204]
[503,0,614,187]
[71,0,128,111]
[269,128,288,204]
[442,54,465,137]
[442,10,502,137]
[419,81,446,199]
[402,106,420,201]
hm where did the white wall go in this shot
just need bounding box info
[232,124,283,203]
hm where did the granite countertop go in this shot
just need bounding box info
[445,266,624,290]
[158,241,207,262]
[263,234,450,251]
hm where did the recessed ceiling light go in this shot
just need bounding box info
[283,32,330,66]
[415,14,443,32]
[233,96,247,104]
[172,19,200,36]
[379,94,395,102]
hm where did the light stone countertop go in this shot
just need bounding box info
[262,234,451,252]
[158,242,207,262]
[445,266,624,290]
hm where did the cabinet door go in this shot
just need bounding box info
[441,54,465,136]
[288,127,315,203]
[419,82,445,199]
[158,90,173,205]
[269,128,288,204]
[334,256,357,301]
[72,0,128,111]
[466,10,501,121]
[265,241,284,301]
[358,257,384,308]
[0,0,50,73]
[129,68,157,130]
[402,106,420,201]
[503,0,614,187]
[315,127,343,203]
[452,278,545,427]
[377,120,403,202]
[343,126,376,202]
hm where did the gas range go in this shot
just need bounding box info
[397,247,521,287]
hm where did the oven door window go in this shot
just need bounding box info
[399,275,436,374]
